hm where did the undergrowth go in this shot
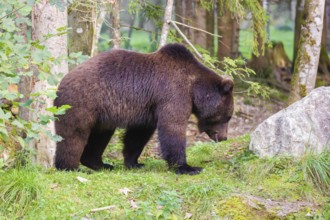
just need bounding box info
[0,166,43,218]
[0,135,329,219]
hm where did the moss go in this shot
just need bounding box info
[299,84,307,97]
[215,196,278,220]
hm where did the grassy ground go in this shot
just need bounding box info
[1,135,329,219]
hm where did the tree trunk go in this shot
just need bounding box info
[160,0,174,47]
[289,0,325,104]
[318,1,330,79]
[16,10,31,120]
[92,7,107,56]
[327,0,330,51]
[218,11,240,60]
[68,0,95,57]
[31,0,68,167]
[175,0,214,53]
[109,0,121,49]
[293,0,304,66]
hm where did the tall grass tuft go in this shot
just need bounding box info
[0,166,43,218]
[301,150,330,194]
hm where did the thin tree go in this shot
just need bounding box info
[109,0,121,48]
[289,0,325,103]
[16,4,31,120]
[160,0,174,47]
[31,0,68,166]
[293,0,305,67]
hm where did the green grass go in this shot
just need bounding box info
[301,150,330,194]
[1,136,329,219]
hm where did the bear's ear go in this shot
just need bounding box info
[220,78,234,94]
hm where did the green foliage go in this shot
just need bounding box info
[217,0,268,56]
[0,166,43,218]
[301,150,330,194]
[196,46,273,98]
[0,1,85,167]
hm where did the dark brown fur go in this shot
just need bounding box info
[54,44,234,175]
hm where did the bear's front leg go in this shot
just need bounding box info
[157,119,203,175]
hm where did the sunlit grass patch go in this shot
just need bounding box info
[0,166,43,218]
[301,150,330,194]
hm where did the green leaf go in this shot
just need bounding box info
[0,18,17,32]
[19,99,33,107]
[12,119,24,129]
[16,136,26,148]
[19,5,33,16]
[0,127,9,141]
[0,108,12,120]
[31,40,46,50]
[46,105,71,115]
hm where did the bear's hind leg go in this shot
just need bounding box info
[80,128,115,170]
[123,126,156,169]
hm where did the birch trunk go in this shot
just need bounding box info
[31,0,68,167]
[289,0,325,103]
[92,7,107,56]
[109,0,121,49]
[159,0,174,47]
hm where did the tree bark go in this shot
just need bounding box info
[16,10,31,120]
[318,1,330,79]
[160,0,174,47]
[218,11,240,60]
[31,0,68,167]
[92,6,107,56]
[327,0,330,51]
[68,0,95,57]
[289,0,325,104]
[175,0,214,53]
[293,0,305,66]
[109,0,121,49]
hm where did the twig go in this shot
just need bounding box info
[90,205,116,213]
[0,5,26,22]
[120,24,153,33]
[171,20,222,38]
[168,20,203,59]
[168,20,227,75]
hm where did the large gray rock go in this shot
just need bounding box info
[250,86,330,158]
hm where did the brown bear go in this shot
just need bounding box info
[54,43,234,175]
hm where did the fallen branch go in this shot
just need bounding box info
[90,205,116,213]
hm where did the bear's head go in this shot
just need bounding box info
[193,77,234,142]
